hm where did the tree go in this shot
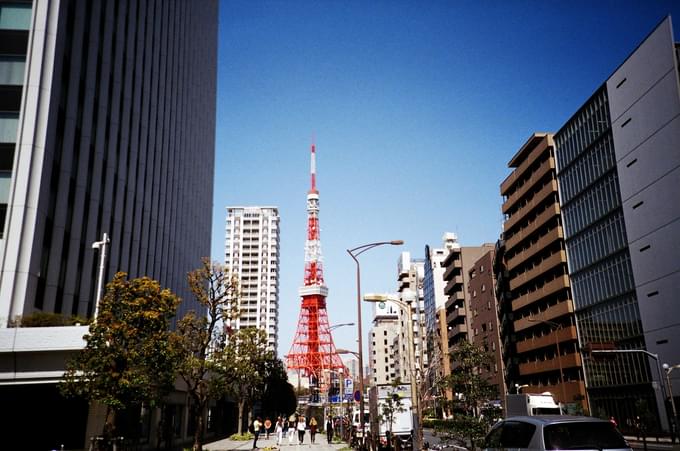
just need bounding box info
[60,273,179,448]
[261,359,297,418]
[379,380,408,450]
[220,327,274,434]
[170,258,240,451]
[438,340,498,451]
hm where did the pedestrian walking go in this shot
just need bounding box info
[288,414,298,445]
[275,417,284,446]
[297,415,307,444]
[264,417,272,439]
[325,415,334,444]
[309,417,318,443]
[252,417,263,449]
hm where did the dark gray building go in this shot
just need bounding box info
[0,0,216,325]
[0,0,217,448]
[555,16,680,433]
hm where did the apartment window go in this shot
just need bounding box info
[0,113,19,142]
[0,56,25,85]
[481,284,486,292]
[0,3,32,30]
[471,270,476,278]
[480,265,485,273]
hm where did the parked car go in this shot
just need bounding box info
[482,416,632,451]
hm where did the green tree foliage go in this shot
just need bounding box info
[60,273,179,444]
[438,340,499,451]
[261,359,297,418]
[220,327,274,434]
[170,258,240,451]
[379,379,408,450]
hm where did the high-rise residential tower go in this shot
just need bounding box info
[555,16,680,430]
[500,133,587,410]
[468,249,506,403]
[225,206,281,352]
[0,1,217,448]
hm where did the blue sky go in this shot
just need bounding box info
[214,1,680,359]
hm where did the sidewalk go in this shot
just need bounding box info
[204,433,349,451]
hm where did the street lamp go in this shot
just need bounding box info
[364,291,421,451]
[337,348,360,358]
[515,383,529,394]
[527,317,567,404]
[663,363,680,435]
[91,232,110,321]
[347,240,403,450]
[330,322,355,332]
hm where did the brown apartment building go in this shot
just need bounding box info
[443,243,494,349]
[500,133,587,411]
[468,250,506,402]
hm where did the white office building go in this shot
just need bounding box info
[225,206,281,352]
[369,301,400,385]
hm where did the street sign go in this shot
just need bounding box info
[354,390,361,402]
[344,378,354,395]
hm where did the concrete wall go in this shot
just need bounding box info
[607,16,680,398]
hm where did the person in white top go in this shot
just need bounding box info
[275,417,284,446]
[297,415,307,444]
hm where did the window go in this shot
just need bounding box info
[0,56,25,85]
[0,113,19,143]
[0,3,32,30]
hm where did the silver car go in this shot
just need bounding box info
[482,415,632,451]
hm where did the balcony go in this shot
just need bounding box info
[516,325,578,354]
[444,274,464,295]
[501,136,551,195]
[519,351,582,376]
[447,323,468,340]
[504,199,560,252]
[446,307,465,324]
[514,300,575,332]
[506,227,563,272]
[509,250,567,292]
[504,181,559,235]
[443,258,463,280]
[502,158,555,215]
[511,275,570,312]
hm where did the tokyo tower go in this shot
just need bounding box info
[286,143,345,402]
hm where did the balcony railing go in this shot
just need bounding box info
[516,325,578,353]
[509,250,567,291]
[519,351,582,376]
[511,275,570,313]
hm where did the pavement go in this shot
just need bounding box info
[204,433,349,451]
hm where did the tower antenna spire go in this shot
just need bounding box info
[287,141,345,403]
[310,142,317,193]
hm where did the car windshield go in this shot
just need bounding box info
[543,422,628,450]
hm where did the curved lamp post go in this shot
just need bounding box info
[364,291,421,451]
[347,240,403,450]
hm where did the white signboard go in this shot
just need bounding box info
[344,378,354,395]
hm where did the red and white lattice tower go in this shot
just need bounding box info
[286,143,345,395]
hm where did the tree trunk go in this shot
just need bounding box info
[192,397,205,451]
[238,400,246,435]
